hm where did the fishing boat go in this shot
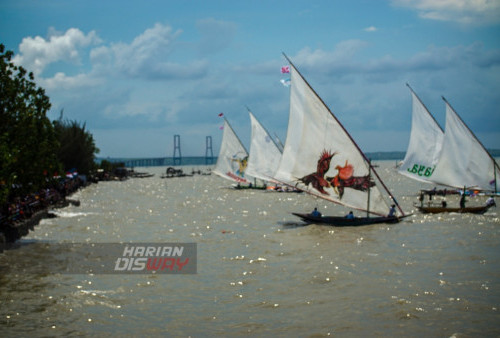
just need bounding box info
[415,204,494,214]
[398,84,444,184]
[273,54,409,226]
[399,85,499,213]
[291,213,402,226]
[213,118,253,186]
[245,109,286,190]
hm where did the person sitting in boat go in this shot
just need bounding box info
[486,197,496,207]
[442,200,447,208]
[418,192,424,207]
[310,207,321,217]
[459,193,466,208]
[388,204,396,217]
[345,211,354,219]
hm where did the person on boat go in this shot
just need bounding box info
[459,193,466,208]
[310,207,322,217]
[388,204,396,217]
[442,200,447,208]
[345,211,354,219]
[486,197,496,207]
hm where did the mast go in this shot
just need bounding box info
[274,133,285,151]
[367,159,371,218]
[442,96,500,192]
[282,52,405,216]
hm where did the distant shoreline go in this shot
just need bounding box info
[97,149,500,167]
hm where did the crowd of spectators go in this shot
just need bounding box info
[0,176,85,228]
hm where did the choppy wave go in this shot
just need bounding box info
[0,163,499,337]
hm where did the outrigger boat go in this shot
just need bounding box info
[399,85,499,213]
[213,117,254,186]
[415,204,494,214]
[273,54,409,226]
[244,108,283,189]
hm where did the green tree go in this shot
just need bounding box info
[99,159,124,173]
[0,44,61,204]
[53,113,99,176]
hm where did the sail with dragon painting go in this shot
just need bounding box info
[273,54,409,226]
[213,118,252,186]
[398,86,498,214]
[245,110,283,185]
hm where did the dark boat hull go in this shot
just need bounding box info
[233,185,266,190]
[292,213,403,227]
[416,204,493,214]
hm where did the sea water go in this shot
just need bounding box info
[0,161,499,336]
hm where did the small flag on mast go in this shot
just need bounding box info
[281,66,290,74]
[280,78,291,87]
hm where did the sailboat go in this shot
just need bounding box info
[273,54,408,226]
[213,118,252,185]
[245,110,283,185]
[399,86,499,214]
[398,84,444,184]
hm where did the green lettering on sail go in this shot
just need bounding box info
[408,164,435,177]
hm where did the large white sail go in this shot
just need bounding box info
[245,111,283,182]
[430,100,500,191]
[274,59,391,216]
[399,86,444,183]
[213,119,251,184]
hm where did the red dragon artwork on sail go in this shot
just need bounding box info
[327,160,374,199]
[298,150,335,194]
[298,149,374,199]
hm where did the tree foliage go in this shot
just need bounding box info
[53,113,99,176]
[0,44,61,204]
[0,44,100,205]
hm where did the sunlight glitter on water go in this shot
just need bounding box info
[0,162,499,336]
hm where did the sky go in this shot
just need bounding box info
[1,0,499,158]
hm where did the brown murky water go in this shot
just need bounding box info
[1,162,499,336]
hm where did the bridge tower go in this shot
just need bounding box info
[173,134,182,165]
[205,136,214,164]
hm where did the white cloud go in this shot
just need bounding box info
[292,42,500,79]
[364,26,378,32]
[41,72,103,90]
[91,23,208,80]
[391,0,500,25]
[12,28,101,76]
[294,40,369,70]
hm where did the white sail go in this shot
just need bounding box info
[274,59,391,216]
[430,100,500,191]
[399,86,444,183]
[245,111,283,182]
[213,119,251,184]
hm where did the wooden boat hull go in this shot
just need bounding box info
[233,185,266,190]
[292,213,402,227]
[416,204,493,214]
